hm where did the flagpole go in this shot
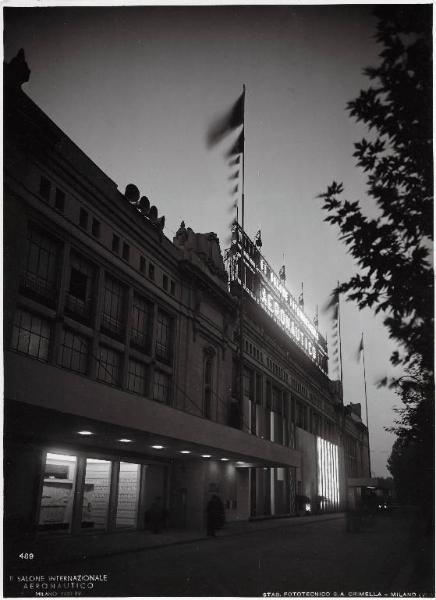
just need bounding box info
[242,84,245,235]
[361,332,372,477]
[337,281,344,392]
[239,84,246,431]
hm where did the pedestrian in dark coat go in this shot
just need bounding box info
[206,494,225,537]
[147,497,166,534]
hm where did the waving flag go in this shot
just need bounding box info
[355,334,364,362]
[206,92,245,148]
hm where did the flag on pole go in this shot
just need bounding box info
[229,156,240,167]
[323,287,339,321]
[314,305,319,329]
[230,184,239,195]
[298,283,304,309]
[226,131,244,158]
[229,171,239,181]
[355,334,364,362]
[206,92,245,148]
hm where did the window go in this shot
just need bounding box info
[58,329,89,374]
[38,453,77,532]
[65,252,95,323]
[79,208,89,229]
[162,275,168,291]
[130,294,151,349]
[11,309,50,361]
[39,176,51,201]
[139,256,146,274]
[81,459,111,531]
[155,311,172,362]
[153,370,170,404]
[101,275,125,336]
[21,226,59,304]
[271,387,282,413]
[97,346,121,386]
[127,359,147,395]
[148,262,155,280]
[112,234,120,254]
[170,281,175,296]
[116,462,141,528]
[203,353,214,419]
[256,373,263,405]
[296,401,307,430]
[243,368,254,400]
[122,242,130,261]
[312,412,320,436]
[92,218,101,238]
[55,188,65,212]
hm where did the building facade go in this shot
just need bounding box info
[4,51,370,559]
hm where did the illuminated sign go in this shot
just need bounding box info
[317,436,340,510]
[226,223,328,373]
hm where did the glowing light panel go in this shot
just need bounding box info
[317,436,340,510]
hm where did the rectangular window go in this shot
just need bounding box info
[272,387,282,413]
[101,275,125,336]
[79,208,89,229]
[38,453,77,532]
[11,309,50,361]
[148,263,155,280]
[130,294,151,350]
[256,373,263,405]
[58,328,89,374]
[65,252,95,323]
[21,226,59,304]
[170,281,175,296]
[39,176,51,201]
[112,234,120,254]
[116,462,141,528]
[122,242,130,262]
[139,256,146,274]
[162,275,168,291]
[54,188,65,212]
[243,368,254,400]
[97,346,121,386]
[155,310,172,362]
[153,370,170,404]
[92,218,101,238]
[127,359,147,395]
[81,459,111,531]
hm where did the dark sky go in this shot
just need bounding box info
[4,4,404,477]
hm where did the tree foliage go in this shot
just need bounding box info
[319,6,433,375]
[387,366,434,512]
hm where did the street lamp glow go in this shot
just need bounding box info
[151,445,164,449]
[77,430,93,436]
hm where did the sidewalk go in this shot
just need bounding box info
[7,513,344,570]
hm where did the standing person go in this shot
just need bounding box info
[148,496,165,534]
[206,494,225,537]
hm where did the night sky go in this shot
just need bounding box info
[4,4,404,477]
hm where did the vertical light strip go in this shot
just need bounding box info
[335,446,339,509]
[329,442,333,509]
[326,442,332,508]
[322,439,326,501]
[319,437,323,500]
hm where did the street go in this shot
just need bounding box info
[6,513,429,597]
